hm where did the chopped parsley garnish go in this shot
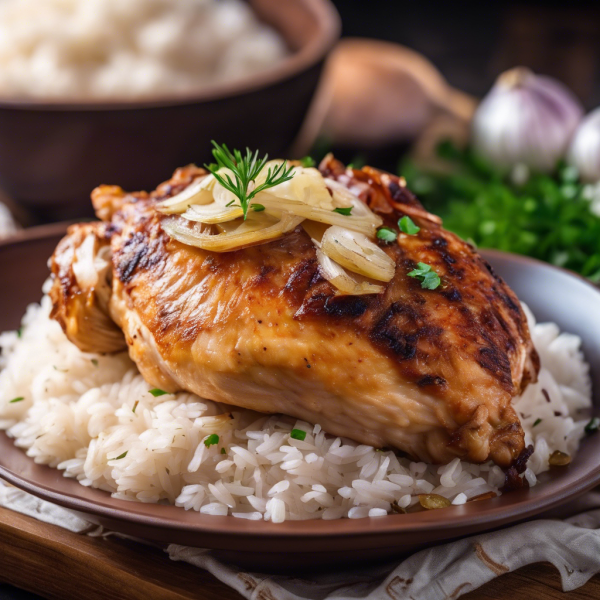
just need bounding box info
[290,429,307,441]
[9,397,24,404]
[91,359,99,367]
[17,327,22,338]
[585,417,600,434]
[204,434,220,447]
[377,227,397,243]
[251,204,265,212]
[333,207,353,216]
[300,156,315,168]
[398,215,420,235]
[132,400,139,414]
[149,389,168,397]
[205,141,295,220]
[221,447,227,455]
[407,262,441,290]
[533,418,542,427]
[111,451,128,460]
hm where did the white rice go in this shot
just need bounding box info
[0,0,288,101]
[0,291,592,522]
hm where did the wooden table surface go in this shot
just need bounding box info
[1,506,599,600]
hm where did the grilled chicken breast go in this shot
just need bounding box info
[50,156,539,468]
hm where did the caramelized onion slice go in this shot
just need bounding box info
[316,248,384,295]
[182,203,244,224]
[162,213,304,252]
[321,226,395,282]
[157,175,215,214]
[255,194,381,236]
[262,164,335,210]
[302,220,329,242]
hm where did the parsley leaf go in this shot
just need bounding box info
[377,227,397,243]
[300,156,315,168]
[533,418,542,427]
[290,429,307,441]
[408,262,441,290]
[398,215,420,235]
[9,397,24,404]
[333,207,353,216]
[204,434,219,447]
[111,451,128,460]
[149,389,168,397]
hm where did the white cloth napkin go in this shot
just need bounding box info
[2,479,600,600]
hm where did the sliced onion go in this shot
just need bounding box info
[162,213,304,252]
[182,203,243,224]
[324,178,358,206]
[215,212,279,234]
[254,193,381,236]
[157,175,215,214]
[301,220,329,242]
[73,233,108,289]
[261,165,335,210]
[316,249,384,295]
[321,226,395,282]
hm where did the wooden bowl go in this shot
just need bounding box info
[0,0,340,221]
[1,225,599,571]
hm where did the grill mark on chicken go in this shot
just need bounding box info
[281,258,318,304]
[370,302,432,361]
[442,288,462,302]
[117,232,148,283]
[324,295,370,318]
[477,346,513,388]
[49,155,540,468]
[417,375,447,388]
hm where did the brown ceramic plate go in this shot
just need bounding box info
[1,224,599,570]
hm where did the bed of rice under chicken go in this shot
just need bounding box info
[0,284,592,522]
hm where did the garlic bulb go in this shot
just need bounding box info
[568,107,600,182]
[472,67,583,172]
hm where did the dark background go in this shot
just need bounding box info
[332,0,600,108]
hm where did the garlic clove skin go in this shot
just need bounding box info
[472,67,583,173]
[568,107,600,183]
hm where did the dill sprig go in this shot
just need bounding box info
[205,141,295,219]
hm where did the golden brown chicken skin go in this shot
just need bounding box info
[50,156,539,468]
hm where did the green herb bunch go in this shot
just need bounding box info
[401,141,600,282]
[206,141,295,219]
